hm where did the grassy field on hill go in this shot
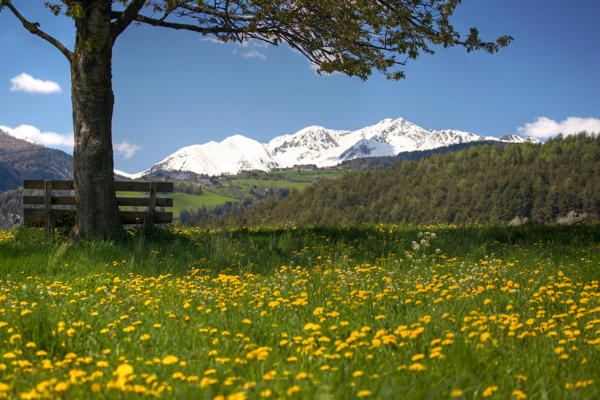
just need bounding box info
[0,223,598,399]
[213,170,344,197]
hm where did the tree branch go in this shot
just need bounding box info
[125,12,271,36]
[111,0,146,40]
[2,0,72,61]
[177,3,257,22]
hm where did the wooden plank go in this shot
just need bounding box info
[24,208,76,227]
[116,197,173,207]
[24,180,173,193]
[23,180,74,190]
[23,196,172,207]
[120,211,173,225]
[23,196,77,206]
[115,181,173,193]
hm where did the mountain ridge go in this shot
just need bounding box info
[0,130,73,192]
[130,117,540,178]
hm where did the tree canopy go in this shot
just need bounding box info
[3,0,512,79]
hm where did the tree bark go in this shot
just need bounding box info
[71,1,122,238]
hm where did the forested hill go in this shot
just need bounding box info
[0,131,73,192]
[226,134,600,226]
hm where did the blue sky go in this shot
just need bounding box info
[1,0,599,173]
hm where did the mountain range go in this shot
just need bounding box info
[128,118,540,178]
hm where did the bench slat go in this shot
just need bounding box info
[23,196,76,206]
[23,196,173,208]
[115,181,174,193]
[117,197,173,207]
[23,180,74,190]
[23,180,174,193]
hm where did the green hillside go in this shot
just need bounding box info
[172,191,235,212]
[226,134,600,226]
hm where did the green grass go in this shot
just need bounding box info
[0,223,598,399]
[221,179,308,191]
[170,191,237,212]
[115,190,237,218]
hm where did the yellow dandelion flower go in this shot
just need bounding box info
[408,363,427,371]
[227,392,247,400]
[162,355,179,365]
[199,377,218,388]
[287,385,301,396]
[54,381,69,392]
[114,364,133,377]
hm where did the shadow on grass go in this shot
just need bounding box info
[1,223,598,278]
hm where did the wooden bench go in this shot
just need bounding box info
[22,180,174,232]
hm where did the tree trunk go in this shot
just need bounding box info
[71,1,122,238]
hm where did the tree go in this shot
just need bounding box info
[0,0,512,238]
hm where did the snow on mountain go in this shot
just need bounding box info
[338,138,395,161]
[500,134,542,144]
[266,118,487,167]
[114,169,142,180]
[144,134,277,176]
[265,125,348,167]
[134,118,539,177]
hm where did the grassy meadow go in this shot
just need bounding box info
[0,223,598,399]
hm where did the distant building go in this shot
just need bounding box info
[292,164,318,171]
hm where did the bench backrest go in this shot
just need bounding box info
[22,180,174,230]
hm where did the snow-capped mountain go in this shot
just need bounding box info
[141,135,277,177]
[128,118,539,177]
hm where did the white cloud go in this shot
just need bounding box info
[1,124,141,159]
[205,36,268,60]
[114,140,141,159]
[240,50,267,60]
[203,37,224,45]
[9,73,61,94]
[517,117,600,138]
[239,39,268,49]
[0,124,73,148]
